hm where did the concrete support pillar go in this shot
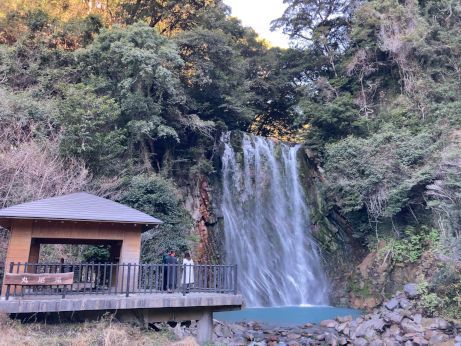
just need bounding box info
[197,309,213,344]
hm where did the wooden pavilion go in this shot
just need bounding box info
[0,192,162,295]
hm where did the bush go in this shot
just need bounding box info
[119,174,193,262]
[378,227,438,264]
[325,126,439,238]
[417,280,444,317]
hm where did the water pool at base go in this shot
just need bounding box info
[214,306,361,327]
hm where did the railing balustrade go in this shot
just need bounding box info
[0,262,4,295]
[2,262,238,300]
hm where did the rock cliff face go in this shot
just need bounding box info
[183,174,224,265]
[298,148,366,305]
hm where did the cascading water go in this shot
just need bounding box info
[221,132,329,307]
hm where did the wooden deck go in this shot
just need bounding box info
[0,292,243,314]
[0,263,243,343]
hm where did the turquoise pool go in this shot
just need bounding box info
[214,306,361,327]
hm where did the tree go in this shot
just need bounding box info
[120,0,215,35]
[77,23,186,169]
[58,84,126,174]
[119,174,193,262]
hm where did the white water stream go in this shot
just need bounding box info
[221,132,329,307]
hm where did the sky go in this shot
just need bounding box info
[223,0,290,48]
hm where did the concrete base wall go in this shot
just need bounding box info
[0,293,243,314]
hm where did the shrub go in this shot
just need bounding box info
[119,174,193,262]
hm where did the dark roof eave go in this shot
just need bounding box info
[0,215,163,226]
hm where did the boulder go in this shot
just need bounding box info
[388,324,401,337]
[412,314,422,324]
[412,336,429,345]
[425,330,449,344]
[354,338,368,346]
[422,317,449,330]
[320,319,339,329]
[313,333,325,341]
[335,322,349,333]
[287,333,301,340]
[399,298,411,309]
[401,318,423,334]
[354,317,386,338]
[336,315,353,323]
[383,310,404,324]
[404,283,419,298]
[229,323,246,334]
[382,337,401,346]
[324,333,339,346]
[214,323,232,338]
[338,336,348,345]
[434,318,449,330]
[287,342,300,346]
[385,298,400,311]
[245,333,254,341]
[267,335,279,342]
[231,336,247,346]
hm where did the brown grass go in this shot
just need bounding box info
[0,313,177,346]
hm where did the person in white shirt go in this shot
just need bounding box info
[182,252,194,292]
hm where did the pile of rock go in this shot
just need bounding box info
[170,283,461,345]
[316,283,460,345]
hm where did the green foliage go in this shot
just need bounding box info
[299,93,367,149]
[417,280,444,317]
[430,263,461,319]
[120,0,214,34]
[57,84,126,174]
[26,9,49,32]
[325,127,438,223]
[119,174,193,262]
[378,227,439,264]
[347,276,372,298]
[82,245,111,263]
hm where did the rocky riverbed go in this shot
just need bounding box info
[167,283,461,345]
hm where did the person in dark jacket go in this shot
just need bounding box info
[166,250,178,292]
[162,249,169,291]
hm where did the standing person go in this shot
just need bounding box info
[182,252,194,292]
[167,250,178,292]
[162,249,169,291]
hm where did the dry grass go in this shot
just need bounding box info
[0,313,177,346]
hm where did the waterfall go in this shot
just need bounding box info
[221,132,329,307]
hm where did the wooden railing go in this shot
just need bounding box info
[3,262,238,300]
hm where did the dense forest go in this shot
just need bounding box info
[0,0,460,317]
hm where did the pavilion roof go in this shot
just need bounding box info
[0,192,162,226]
